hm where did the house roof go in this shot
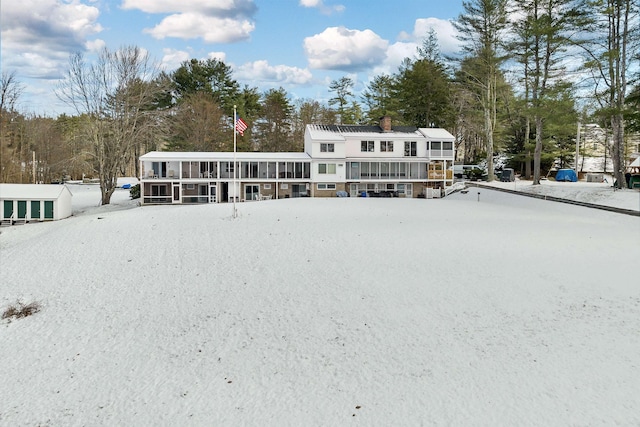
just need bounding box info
[418,128,456,140]
[306,124,453,140]
[139,151,312,161]
[0,184,73,200]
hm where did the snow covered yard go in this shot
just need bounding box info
[1,185,639,425]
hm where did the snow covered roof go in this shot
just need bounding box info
[140,152,312,161]
[0,184,73,200]
[578,156,613,173]
[418,128,455,140]
[306,124,422,140]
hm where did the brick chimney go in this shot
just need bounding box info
[380,116,392,132]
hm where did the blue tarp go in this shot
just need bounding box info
[555,169,577,182]
[121,183,132,189]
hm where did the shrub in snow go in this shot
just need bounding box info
[2,301,41,321]
[130,184,140,199]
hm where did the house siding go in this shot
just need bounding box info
[139,119,455,204]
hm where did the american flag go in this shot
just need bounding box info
[235,116,248,136]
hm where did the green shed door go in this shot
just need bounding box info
[17,201,27,219]
[44,200,54,219]
[31,201,41,219]
[3,200,13,219]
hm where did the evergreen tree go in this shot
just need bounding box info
[328,77,355,124]
[172,58,240,115]
[511,0,588,184]
[454,0,509,181]
[255,88,294,152]
[394,58,454,128]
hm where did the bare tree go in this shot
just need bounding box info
[582,0,638,188]
[0,71,24,114]
[169,92,229,151]
[57,46,167,204]
[1,71,25,182]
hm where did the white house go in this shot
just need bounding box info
[305,117,455,197]
[138,118,455,204]
[0,184,73,224]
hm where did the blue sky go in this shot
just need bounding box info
[1,0,463,116]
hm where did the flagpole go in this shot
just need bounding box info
[233,105,237,218]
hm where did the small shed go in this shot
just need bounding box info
[500,168,515,182]
[0,184,73,224]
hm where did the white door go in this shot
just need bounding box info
[209,185,217,203]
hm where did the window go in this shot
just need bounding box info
[404,141,417,157]
[263,184,271,190]
[380,141,394,152]
[361,140,374,152]
[317,183,337,190]
[320,143,335,152]
[318,163,336,174]
[443,142,453,151]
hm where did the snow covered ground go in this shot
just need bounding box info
[1,180,639,426]
[480,176,640,212]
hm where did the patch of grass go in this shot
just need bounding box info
[2,301,41,321]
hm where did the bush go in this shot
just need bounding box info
[467,168,485,181]
[2,301,41,321]
[130,184,140,199]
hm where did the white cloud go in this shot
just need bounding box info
[161,49,191,72]
[159,50,227,73]
[144,13,255,43]
[123,0,256,42]
[85,39,106,53]
[121,0,255,15]
[299,0,345,15]
[399,18,460,56]
[383,41,418,68]
[236,60,313,85]
[304,27,388,71]
[0,0,103,78]
[207,52,227,62]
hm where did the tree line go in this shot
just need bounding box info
[1,0,638,203]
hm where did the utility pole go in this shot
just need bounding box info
[575,122,581,174]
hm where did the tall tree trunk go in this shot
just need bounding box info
[611,114,626,188]
[484,98,495,181]
[525,116,532,179]
[533,115,543,184]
